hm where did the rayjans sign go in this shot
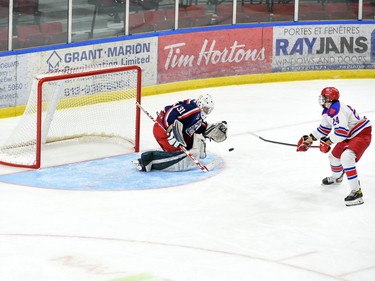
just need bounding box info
[273,24,375,71]
[157,27,273,83]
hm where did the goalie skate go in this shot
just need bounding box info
[132,159,146,172]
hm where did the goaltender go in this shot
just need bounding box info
[133,94,228,172]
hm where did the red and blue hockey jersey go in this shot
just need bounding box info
[161,99,208,137]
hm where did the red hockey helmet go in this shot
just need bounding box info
[319,87,340,106]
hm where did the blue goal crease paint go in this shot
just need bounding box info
[0,154,222,191]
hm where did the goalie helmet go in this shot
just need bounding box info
[319,87,340,106]
[196,94,214,119]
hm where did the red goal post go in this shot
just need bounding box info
[0,65,142,169]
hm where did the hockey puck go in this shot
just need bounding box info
[228,148,234,152]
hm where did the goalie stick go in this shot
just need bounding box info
[248,132,319,148]
[136,102,217,172]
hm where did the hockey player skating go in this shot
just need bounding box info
[297,87,372,206]
[133,93,228,172]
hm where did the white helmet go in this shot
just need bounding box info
[196,94,214,119]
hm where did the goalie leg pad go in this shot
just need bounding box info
[192,133,207,159]
[140,149,200,172]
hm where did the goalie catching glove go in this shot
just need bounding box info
[203,121,228,142]
[167,119,187,148]
[296,135,313,152]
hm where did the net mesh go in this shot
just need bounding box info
[0,65,140,168]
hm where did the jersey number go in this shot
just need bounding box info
[332,116,339,126]
[176,106,185,114]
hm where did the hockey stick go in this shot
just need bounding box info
[136,102,211,172]
[204,158,221,171]
[248,132,319,148]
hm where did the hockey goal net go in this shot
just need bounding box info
[0,65,141,169]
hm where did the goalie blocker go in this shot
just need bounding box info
[133,121,228,172]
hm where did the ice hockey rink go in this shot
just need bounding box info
[0,78,375,281]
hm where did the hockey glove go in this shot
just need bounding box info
[296,135,312,152]
[203,121,228,142]
[320,137,331,153]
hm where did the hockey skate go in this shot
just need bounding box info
[132,159,146,172]
[344,189,364,206]
[322,171,344,185]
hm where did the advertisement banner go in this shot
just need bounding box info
[0,37,158,109]
[0,57,20,108]
[158,27,273,83]
[273,24,375,71]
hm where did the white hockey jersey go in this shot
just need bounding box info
[311,101,371,144]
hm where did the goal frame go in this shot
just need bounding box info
[0,65,142,169]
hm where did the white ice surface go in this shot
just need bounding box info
[0,79,375,281]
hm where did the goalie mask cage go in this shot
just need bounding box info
[0,65,142,169]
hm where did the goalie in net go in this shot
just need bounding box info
[133,93,228,172]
